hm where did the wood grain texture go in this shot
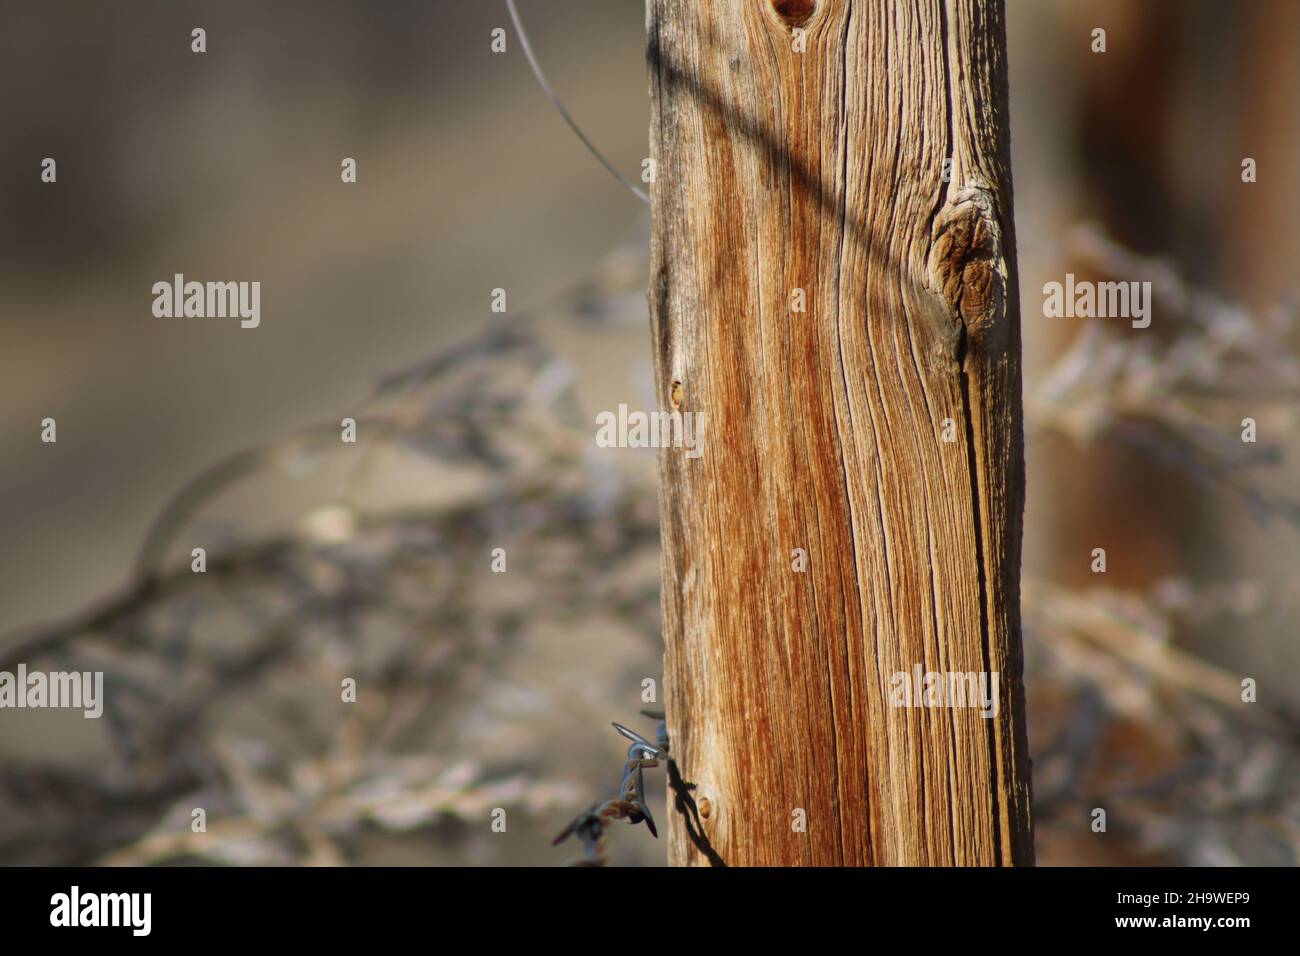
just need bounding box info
[647,0,1033,865]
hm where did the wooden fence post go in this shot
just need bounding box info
[647,0,1033,865]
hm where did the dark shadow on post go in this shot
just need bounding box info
[665,757,727,867]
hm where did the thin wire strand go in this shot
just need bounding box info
[504,0,650,204]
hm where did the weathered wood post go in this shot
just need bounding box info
[647,0,1033,865]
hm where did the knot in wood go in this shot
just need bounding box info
[772,0,816,28]
[927,189,1005,341]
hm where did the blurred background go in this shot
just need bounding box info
[0,0,1296,865]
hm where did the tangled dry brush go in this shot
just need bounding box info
[1,231,1297,866]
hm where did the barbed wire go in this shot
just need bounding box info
[552,710,725,866]
[504,0,650,204]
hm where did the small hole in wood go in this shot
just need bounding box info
[699,797,712,819]
[772,0,816,27]
[670,379,684,409]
